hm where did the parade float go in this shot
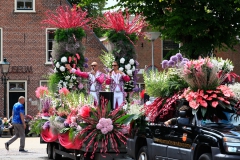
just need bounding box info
[126,54,240,160]
[29,5,146,160]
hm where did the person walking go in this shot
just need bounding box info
[5,96,27,152]
[66,62,105,105]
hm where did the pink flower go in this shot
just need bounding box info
[96,123,103,129]
[35,86,49,98]
[59,87,70,95]
[78,83,84,89]
[71,117,76,123]
[101,128,108,134]
[189,100,199,109]
[211,101,218,108]
[106,125,113,132]
[79,106,91,118]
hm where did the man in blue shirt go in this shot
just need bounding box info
[5,96,27,152]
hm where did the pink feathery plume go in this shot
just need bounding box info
[96,9,148,35]
[42,4,90,30]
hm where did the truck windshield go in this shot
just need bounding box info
[200,113,240,131]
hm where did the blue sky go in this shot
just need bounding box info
[105,0,118,8]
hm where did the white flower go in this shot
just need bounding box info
[119,67,124,72]
[125,64,131,70]
[71,75,76,80]
[54,68,58,73]
[65,75,70,80]
[63,81,67,87]
[68,83,74,88]
[227,64,234,71]
[60,66,66,72]
[122,104,128,110]
[57,83,62,88]
[120,58,125,64]
[129,59,135,65]
[61,57,67,63]
[55,62,60,68]
[132,66,135,71]
[127,70,132,76]
[218,61,224,70]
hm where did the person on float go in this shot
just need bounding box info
[106,61,130,109]
[65,62,105,105]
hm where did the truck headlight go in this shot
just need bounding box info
[223,137,240,153]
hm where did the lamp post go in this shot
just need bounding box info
[145,32,160,71]
[0,58,10,117]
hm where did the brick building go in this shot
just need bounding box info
[0,0,106,118]
[1,0,239,118]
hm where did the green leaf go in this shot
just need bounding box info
[115,114,136,124]
[201,107,207,118]
[79,123,89,128]
[60,128,70,134]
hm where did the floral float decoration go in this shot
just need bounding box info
[42,4,90,92]
[30,86,136,159]
[96,10,148,92]
[143,53,240,122]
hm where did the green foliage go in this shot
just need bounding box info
[48,73,62,93]
[54,28,85,42]
[143,69,188,97]
[28,119,48,135]
[116,0,240,58]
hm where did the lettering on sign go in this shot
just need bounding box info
[9,66,33,73]
[153,137,191,149]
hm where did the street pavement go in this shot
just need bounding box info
[0,136,49,160]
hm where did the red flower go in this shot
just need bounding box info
[79,106,91,118]
[96,9,147,35]
[42,5,90,29]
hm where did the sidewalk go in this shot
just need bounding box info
[0,137,48,160]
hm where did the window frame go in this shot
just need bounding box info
[45,28,56,64]
[14,0,36,13]
[161,39,181,60]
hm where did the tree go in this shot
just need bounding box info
[115,0,240,58]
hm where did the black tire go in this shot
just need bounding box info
[198,153,212,160]
[47,143,53,159]
[52,144,62,160]
[137,146,149,160]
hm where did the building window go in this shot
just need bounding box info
[46,29,56,64]
[0,28,2,61]
[162,40,180,60]
[14,0,35,13]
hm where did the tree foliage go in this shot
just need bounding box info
[115,0,240,58]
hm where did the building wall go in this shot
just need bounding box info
[0,0,106,118]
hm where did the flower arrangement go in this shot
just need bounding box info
[142,53,240,122]
[76,98,134,159]
[30,85,138,158]
[96,9,147,92]
[42,5,90,93]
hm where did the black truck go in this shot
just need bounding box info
[126,112,240,160]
